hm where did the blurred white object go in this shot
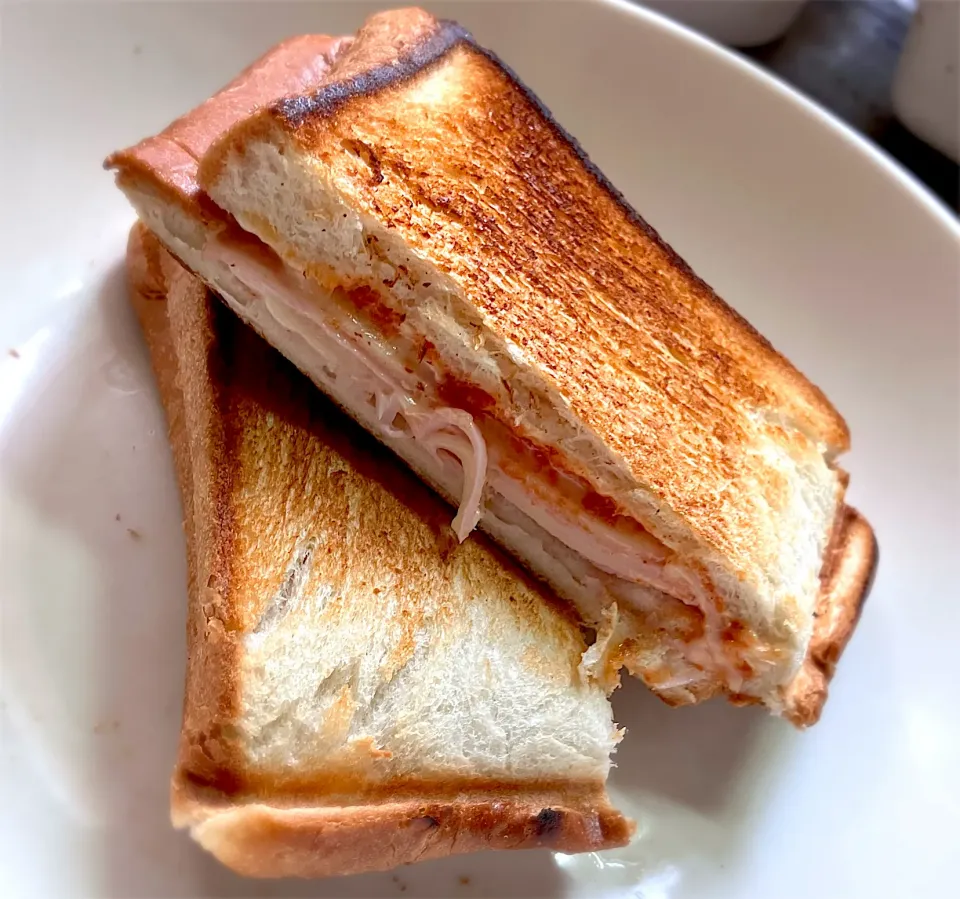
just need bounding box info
[643,0,806,47]
[893,1,960,162]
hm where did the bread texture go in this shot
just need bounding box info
[126,223,631,876]
[108,10,876,725]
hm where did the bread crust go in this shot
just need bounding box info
[178,789,632,878]
[129,225,247,792]
[126,221,196,582]
[782,506,878,725]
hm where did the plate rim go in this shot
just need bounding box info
[604,0,960,239]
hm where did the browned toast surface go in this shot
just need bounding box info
[199,8,851,588]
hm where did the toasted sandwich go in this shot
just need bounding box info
[108,8,876,724]
[126,222,631,877]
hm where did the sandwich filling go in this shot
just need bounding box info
[204,229,768,697]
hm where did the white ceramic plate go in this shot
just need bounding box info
[2,2,958,897]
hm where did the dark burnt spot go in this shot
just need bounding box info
[535,807,563,837]
[276,19,470,125]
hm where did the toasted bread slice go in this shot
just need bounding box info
[108,10,876,724]
[126,222,631,877]
[105,20,718,709]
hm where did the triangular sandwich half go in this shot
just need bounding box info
[126,223,631,878]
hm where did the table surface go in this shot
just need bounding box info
[741,0,958,213]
